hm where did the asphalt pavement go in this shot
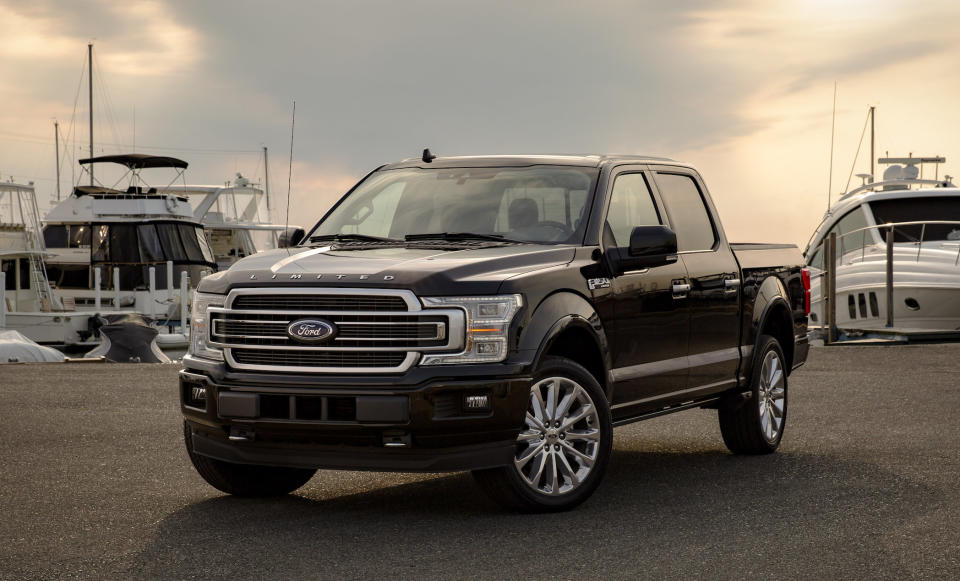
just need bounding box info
[1,344,959,580]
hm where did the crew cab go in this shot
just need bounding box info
[180,153,810,511]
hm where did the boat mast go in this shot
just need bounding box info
[263,146,271,217]
[54,121,61,201]
[827,81,837,211]
[870,106,875,181]
[88,42,94,186]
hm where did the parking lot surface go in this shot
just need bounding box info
[2,344,959,580]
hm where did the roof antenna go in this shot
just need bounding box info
[422,148,437,163]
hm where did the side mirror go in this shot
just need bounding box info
[278,227,306,248]
[622,225,678,269]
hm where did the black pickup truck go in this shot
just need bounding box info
[180,153,810,511]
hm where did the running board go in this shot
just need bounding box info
[612,396,723,427]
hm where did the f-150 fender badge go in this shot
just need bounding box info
[588,278,611,290]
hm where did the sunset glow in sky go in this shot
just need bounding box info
[2,0,959,248]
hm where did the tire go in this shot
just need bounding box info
[472,357,613,512]
[183,422,317,497]
[719,334,788,454]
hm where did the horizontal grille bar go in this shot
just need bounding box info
[232,294,408,312]
[231,349,408,368]
[211,314,447,348]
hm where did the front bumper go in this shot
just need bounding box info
[180,363,533,472]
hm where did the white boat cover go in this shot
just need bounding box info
[0,330,66,363]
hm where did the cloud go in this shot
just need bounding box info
[5,0,960,247]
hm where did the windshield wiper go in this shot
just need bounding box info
[309,233,401,244]
[404,232,520,243]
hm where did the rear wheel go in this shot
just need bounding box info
[184,423,317,497]
[719,335,788,454]
[472,357,612,512]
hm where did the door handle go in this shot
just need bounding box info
[672,283,691,293]
[724,278,741,288]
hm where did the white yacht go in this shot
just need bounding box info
[155,174,300,269]
[42,154,216,322]
[804,156,960,334]
[0,180,92,346]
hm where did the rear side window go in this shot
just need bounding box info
[605,173,661,247]
[655,173,717,252]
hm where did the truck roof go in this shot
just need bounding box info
[383,154,685,170]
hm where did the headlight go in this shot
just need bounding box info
[188,292,225,361]
[419,294,522,365]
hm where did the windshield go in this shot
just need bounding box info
[869,196,960,242]
[309,166,599,244]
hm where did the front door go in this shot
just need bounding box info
[599,169,691,416]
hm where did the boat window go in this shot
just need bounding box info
[69,225,91,248]
[157,224,187,261]
[869,197,960,242]
[654,172,717,252]
[807,246,823,269]
[109,225,141,263]
[605,173,661,248]
[196,227,215,263]
[1,260,15,290]
[138,225,164,262]
[834,208,870,255]
[46,265,89,289]
[92,225,110,261]
[43,225,68,248]
[18,258,29,289]
[178,224,207,263]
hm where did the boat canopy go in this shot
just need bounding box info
[78,154,189,170]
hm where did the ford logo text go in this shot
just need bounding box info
[286,319,337,344]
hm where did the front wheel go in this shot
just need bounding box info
[184,423,317,497]
[719,335,788,454]
[472,357,613,512]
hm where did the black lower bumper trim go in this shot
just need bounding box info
[189,429,516,473]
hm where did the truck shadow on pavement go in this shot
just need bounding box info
[130,448,938,579]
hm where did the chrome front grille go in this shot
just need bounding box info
[210,288,463,374]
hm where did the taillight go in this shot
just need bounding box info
[801,268,811,315]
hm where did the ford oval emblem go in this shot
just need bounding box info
[286,319,337,344]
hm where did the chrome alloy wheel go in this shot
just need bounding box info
[758,350,786,442]
[514,376,601,496]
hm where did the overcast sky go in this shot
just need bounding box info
[2,0,959,247]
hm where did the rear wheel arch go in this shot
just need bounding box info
[747,276,795,376]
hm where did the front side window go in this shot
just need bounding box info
[310,166,598,244]
[605,173,661,247]
[655,172,717,252]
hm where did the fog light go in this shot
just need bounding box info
[476,342,500,356]
[463,394,491,411]
[191,386,207,401]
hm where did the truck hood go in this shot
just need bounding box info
[199,244,577,296]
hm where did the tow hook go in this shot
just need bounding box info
[229,426,255,441]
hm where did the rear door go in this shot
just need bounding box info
[650,168,741,395]
[599,167,691,413]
